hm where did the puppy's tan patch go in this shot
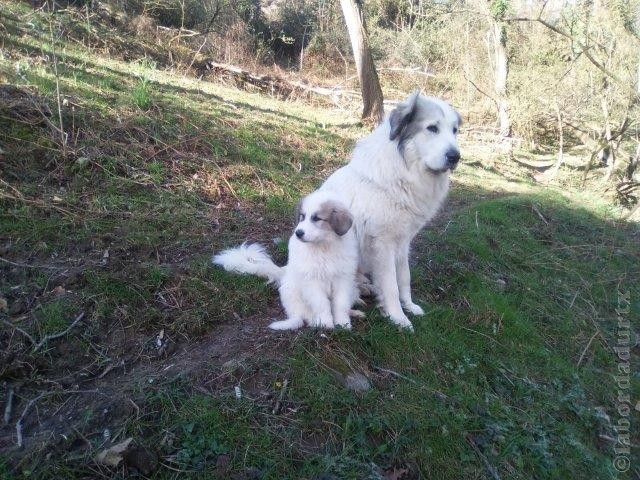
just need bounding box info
[318,200,353,236]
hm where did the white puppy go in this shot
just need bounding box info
[212,190,361,330]
[320,91,462,330]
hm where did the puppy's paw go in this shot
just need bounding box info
[405,303,425,316]
[389,314,414,332]
[349,309,366,319]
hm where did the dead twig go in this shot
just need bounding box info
[531,204,549,225]
[466,434,502,480]
[16,388,98,448]
[0,256,66,271]
[577,331,600,367]
[460,325,505,347]
[1,319,36,346]
[16,392,46,448]
[32,311,85,353]
[4,388,14,425]
[373,366,449,401]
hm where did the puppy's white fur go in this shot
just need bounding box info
[320,92,461,330]
[213,190,360,331]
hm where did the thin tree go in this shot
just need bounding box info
[490,0,511,139]
[339,0,384,123]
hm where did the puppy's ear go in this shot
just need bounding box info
[327,204,353,236]
[389,90,420,141]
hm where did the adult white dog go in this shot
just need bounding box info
[213,190,361,330]
[319,91,461,331]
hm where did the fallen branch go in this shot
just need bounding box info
[196,61,359,103]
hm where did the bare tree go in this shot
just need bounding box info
[339,0,384,123]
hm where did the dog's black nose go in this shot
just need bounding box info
[445,149,460,168]
[295,229,304,239]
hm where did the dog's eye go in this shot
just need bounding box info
[299,213,305,221]
[310,214,319,222]
[453,127,458,134]
[427,125,439,134]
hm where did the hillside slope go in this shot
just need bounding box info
[0,2,638,479]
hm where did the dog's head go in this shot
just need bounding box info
[293,191,353,243]
[389,91,461,174]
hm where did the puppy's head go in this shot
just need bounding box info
[389,90,462,174]
[294,192,353,243]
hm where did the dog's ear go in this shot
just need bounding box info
[327,203,353,236]
[294,199,302,223]
[389,90,420,141]
[455,109,462,128]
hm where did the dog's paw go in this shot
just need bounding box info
[311,315,335,329]
[389,314,414,332]
[349,309,366,319]
[405,303,425,316]
[334,320,352,330]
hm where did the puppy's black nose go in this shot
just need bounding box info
[295,229,304,239]
[445,149,460,168]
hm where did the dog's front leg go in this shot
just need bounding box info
[331,278,357,330]
[372,245,413,330]
[396,243,425,316]
[304,289,335,329]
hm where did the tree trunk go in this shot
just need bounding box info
[339,0,384,124]
[493,19,511,138]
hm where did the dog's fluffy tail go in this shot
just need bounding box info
[212,243,283,285]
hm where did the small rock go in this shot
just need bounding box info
[343,372,371,392]
[0,297,7,312]
[495,278,506,291]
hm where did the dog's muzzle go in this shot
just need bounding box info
[445,149,460,170]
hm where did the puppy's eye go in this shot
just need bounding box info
[453,127,458,134]
[299,213,305,221]
[427,125,439,134]
[310,214,319,222]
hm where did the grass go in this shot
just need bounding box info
[0,2,638,479]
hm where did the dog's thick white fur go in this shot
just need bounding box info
[213,190,360,330]
[319,91,462,330]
